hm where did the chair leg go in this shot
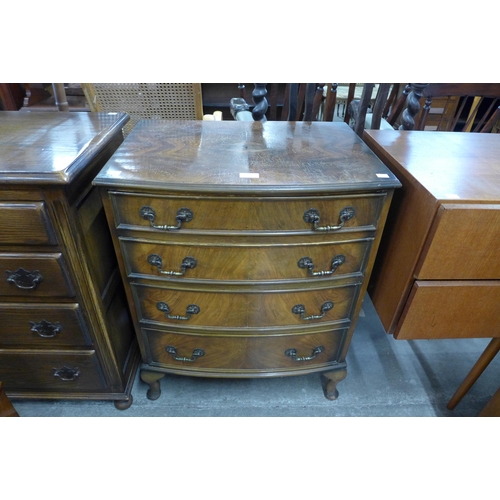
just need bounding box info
[447,338,500,410]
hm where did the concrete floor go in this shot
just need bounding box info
[11,294,499,417]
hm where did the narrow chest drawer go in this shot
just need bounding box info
[0,350,106,392]
[132,282,359,329]
[143,327,347,373]
[0,253,75,298]
[0,303,91,347]
[0,202,57,245]
[121,237,372,282]
[110,192,386,233]
[415,204,500,279]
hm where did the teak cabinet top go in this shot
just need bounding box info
[94,120,401,194]
[363,130,500,203]
[0,111,129,184]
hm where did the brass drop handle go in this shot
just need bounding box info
[285,345,325,361]
[6,268,43,290]
[298,255,346,276]
[165,345,205,362]
[303,207,355,231]
[30,320,62,338]
[292,301,334,321]
[148,254,197,276]
[156,302,200,320]
[53,366,80,381]
[140,206,193,230]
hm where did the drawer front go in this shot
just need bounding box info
[0,350,107,391]
[0,201,57,245]
[416,204,500,279]
[0,253,75,298]
[121,237,372,282]
[132,283,359,329]
[0,303,91,347]
[395,280,500,340]
[110,192,386,232]
[144,327,347,372]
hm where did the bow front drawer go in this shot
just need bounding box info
[121,237,372,282]
[109,192,386,233]
[143,327,348,373]
[132,282,359,329]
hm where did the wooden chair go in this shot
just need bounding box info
[414,83,500,132]
[81,83,204,135]
[230,83,344,122]
[447,338,500,417]
[0,382,19,417]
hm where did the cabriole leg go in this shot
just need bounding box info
[140,369,166,400]
[321,368,347,400]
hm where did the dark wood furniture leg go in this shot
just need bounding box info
[114,396,134,411]
[0,382,19,417]
[321,367,347,400]
[140,368,166,400]
[447,338,500,410]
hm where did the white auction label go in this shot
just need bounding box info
[239,173,260,179]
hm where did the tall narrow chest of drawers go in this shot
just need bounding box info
[0,111,139,409]
[94,120,400,401]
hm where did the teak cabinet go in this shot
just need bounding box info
[94,120,400,401]
[365,130,500,340]
[0,111,140,409]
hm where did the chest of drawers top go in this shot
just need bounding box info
[0,111,129,185]
[93,120,400,194]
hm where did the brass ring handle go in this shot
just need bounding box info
[285,345,325,361]
[303,207,355,231]
[140,206,193,230]
[165,345,205,362]
[30,320,62,338]
[298,255,346,276]
[292,301,334,321]
[53,366,80,381]
[156,302,200,320]
[6,268,43,290]
[148,254,197,276]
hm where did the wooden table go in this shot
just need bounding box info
[94,120,400,402]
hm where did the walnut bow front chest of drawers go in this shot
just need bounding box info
[94,120,400,401]
[0,111,139,409]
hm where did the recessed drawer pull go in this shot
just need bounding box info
[53,366,80,381]
[285,345,325,361]
[165,345,205,362]
[30,320,62,338]
[292,301,334,320]
[148,254,197,276]
[156,301,200,320]
[6,267,43,290]
[298,255,346,276]
[303,207,355,231]
[140,206,193,230]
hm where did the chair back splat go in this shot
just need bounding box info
[81,83,203,136]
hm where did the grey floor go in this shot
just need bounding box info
[11,294,499,417]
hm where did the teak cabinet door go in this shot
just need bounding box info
[415,203,500,280]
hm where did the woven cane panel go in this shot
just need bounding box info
[89,83,201,135]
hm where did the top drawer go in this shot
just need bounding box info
[415,204,500,280]
[109,192,386,233]
[0,202,57,246]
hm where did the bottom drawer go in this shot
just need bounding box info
[0,350,107,392]
[143,327,348,374]
[395,280,500,339]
